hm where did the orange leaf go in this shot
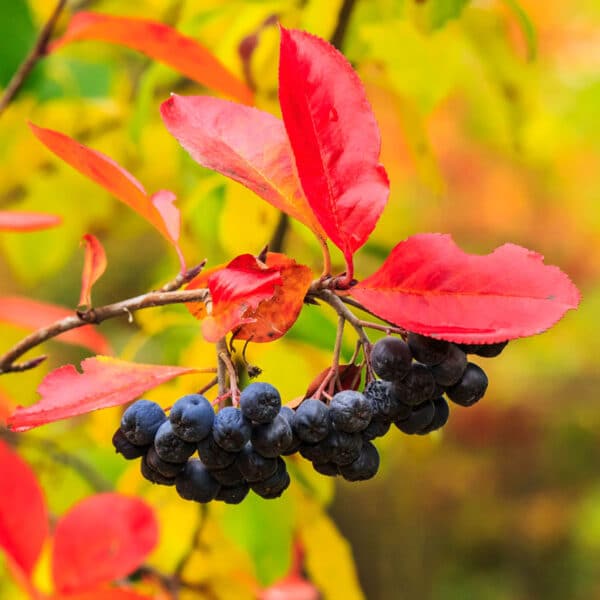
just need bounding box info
[0,211,62,232]
[29,123,185,271]
[50,11,253,105]
[201,254,282,342]
[234,253,313,342]
[52,589,153,600]
[0,296,111,354]
[52,493,158,594]
[7,356,197,431]
[0,439,48,578]
[79,234,107,308]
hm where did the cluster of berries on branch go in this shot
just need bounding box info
[112,333,507,503]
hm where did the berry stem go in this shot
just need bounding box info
[314,315,345,400]
[318,236,332,279]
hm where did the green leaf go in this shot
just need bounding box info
[218,490,295,585]
[502,0,537,60]
[410,0,471,32]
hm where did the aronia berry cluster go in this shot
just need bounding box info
[112,333,506,504]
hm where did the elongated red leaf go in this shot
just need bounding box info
[7,357,197,431]
[0,439,48,577]
[79,234,107,308]
[234,253,313,342]
[0,296,111,354]
[160,95,326,239]
[53,590,153,600]
[52,493,158,594]
[202,254,282,342]
[278,27,389,273]
[350,234,581,343]
[29,124,185,271]
[0,211,62,232]
[50,11,253,105]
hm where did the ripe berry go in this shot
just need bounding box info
[251,458,290,499]
[364,380,396,419]
[418,396,450,434]
[395,400,436,434]
[251,413,293,458]
[169,394,214,442]
[339,441,380,481]
[299,440,333,465]
[216,483,250,504]
[370,337,412,381]
[292,399,330,443]
[459,341,508,358]
[447,363,488,406]
[361,417,391,441]
[141,455,176,486]
[240,382,281,423]
[176,459,220,503]
[312,461,339,477]
[197,434,237,469]
[279,406,302,455]
[121,399,166,446]
[112,429,147,459]
[236,443,278,482]
[393,363,436,406]
[407,333,450,366]
[330,390,373,433]
[430,344,467,386]
[209,462,245,487]
[212,407,251,452]
[154,421,196,463]
[145,446,186,478]
[324,430,363,466]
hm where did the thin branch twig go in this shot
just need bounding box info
[0,0,68,117]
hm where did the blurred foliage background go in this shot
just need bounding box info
[1,0,599,598]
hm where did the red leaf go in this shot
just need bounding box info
[304,363,362,399]
[234,253,313,342]
[7,357,197,432]
[160,95,326,239]
[79,234,107,308]
[50,11,253,105]
[350,233,581,343]
[278,27,389,273]
[0,296,111,354]
[0,439,48,577]
[201,254,282,342]
[53,589,153,600]
[0,211,62,232]
[29,123,185,271]
[52,493,158,594]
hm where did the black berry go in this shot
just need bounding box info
[216,483,250,504]
[447,362,488,406]
[145,445,186,478]
[212,407,251,452]
[169,394,214,442]
[430,344,467,386]
[112,429,147,459]
[251,458,290,499]
[407,333,450,366]
[240,382,281,423]
[459,341,508,358]
[395,400,436,434]
[154,421,196,463]
[121,399,166,446]
[176,459,220,503]
[197,434,237,469]
[330,390,373,433]
[339,441,380,481]
[293,399,330,443]
[236,443,278,482]
[370,337,412,381]
[251,413,293,458]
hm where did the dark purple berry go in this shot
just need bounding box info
[292,399,330,443]
[364,380,396,419]
[216,482,250,504]
[459,341,508,358]
[251,458,290,499]
[395,400,436,434]
[121,399,166,446]
[145,445,186,478]
[209,461,245,486]
[312,462,339,477]
[154,421,196,463]
[324,430,362,466]
[330,390,373,433]
[407,332,451,366]
[112,429,147,459]
[299,440,333,465]
[236,443,278,482]
[418,396,450,434]
[370,337,412,381]
[393,363,436,406]
[240,382,281,423]
[169,394,214,442]
[447,363,488,406]
[279,406,302,455]
[251,413,293,458]
[212,407,251,452]
[430,344,467,386]
[176,459,220,502]
[339,441,380,481]
[197,434,237,469]
[361,417,391,441]
[141,455,176,486]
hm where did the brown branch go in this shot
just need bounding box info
[0,282,210,375]
[0,0,68,118]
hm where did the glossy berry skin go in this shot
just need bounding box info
[430,344,467,386]
[361,417,391,441]
[407,333,450,366]
[141,456,176,486]
[279,406,302,455]
[292,399,330,443]
[251,458,290,499]
[370,337,412,381]
[121,399,166,446]
[395,400,436,434]
[459,341,508,358]
[154,421,196,463]
[251,413,294,458]
[209,462,245,487]
[216,483,250,504]
[212,407,251,452]
[169,394,214,442]
[176,459,220,503]
[240,382,281,424]
[324,430,363,466]
[447,363,488,406]
[299,440,333,465]
[236,443,278,482]
[197,434,237,469]
[312,461,339,477]
[330,390,373,433]
[339,441,380,481]
[112,429,147,459]
[145,446,186,478]
[394,363,436,406]
[418,396,450,434]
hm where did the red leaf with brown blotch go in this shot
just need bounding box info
[234,253,313,342]
[7,357,198,431]
[52,493,158,594]
[0,439,48,577]
[50,11,253,105]
[201,254,282,342]
[79,234,107,308]
[29,123,185,271]
[278,27,389,274]
[0,211,62,232]
[350,234,581,343]
[160,95,326,239]
[0,296,112,354]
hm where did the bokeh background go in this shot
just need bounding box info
[1,0,599,598]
